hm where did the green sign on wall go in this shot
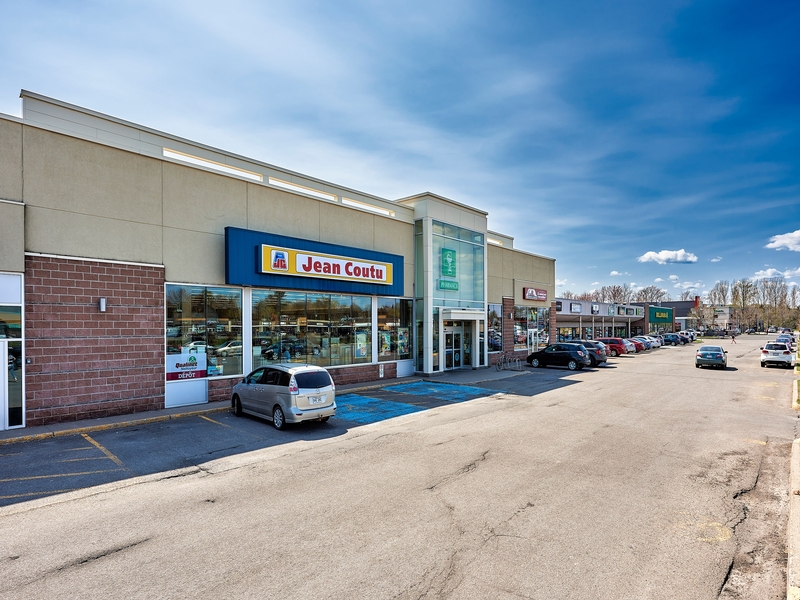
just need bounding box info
[648,305,673,323]
[438,280,459,291]
[441,248,457,278]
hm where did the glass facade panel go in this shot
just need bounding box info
[378,298,413,362]
[431,220,485,309]
[487,304,502,352]
[166,285,243,378]
[352,296,372,364]
[306,293,330,366]
[514,306,550,350]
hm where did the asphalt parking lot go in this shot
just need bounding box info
[2,338,792,508]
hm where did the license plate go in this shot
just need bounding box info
[308,395,324,405]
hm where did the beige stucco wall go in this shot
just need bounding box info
[13,119,415,294]
[0,120,23,202]
[488,244,555,305]
[0,201,24,272]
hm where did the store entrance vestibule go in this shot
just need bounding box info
[443,321,467,370]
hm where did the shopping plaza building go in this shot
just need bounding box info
[0,91,556,429]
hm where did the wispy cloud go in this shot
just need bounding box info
[669,275,679,281]
[638,249,698,264]
[710,256,722,262]
[591,281,600,286]
[654,277,663,282]
[610,270,630,276]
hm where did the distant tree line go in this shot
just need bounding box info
[560,278,799,330]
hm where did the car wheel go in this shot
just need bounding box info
[531,358,541,368]
[760,362,766,368]
[567,360,578,371]
[232,395,242,416]
[671,341,677,346]
[589,356,597,367]
[695,364,700,368]
[294,351,302,358]
[272,406,286,430]
[610,349,618,357]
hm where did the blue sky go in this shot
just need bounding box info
[2,0,799,298]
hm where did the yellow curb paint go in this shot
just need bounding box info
[82,433,126,468]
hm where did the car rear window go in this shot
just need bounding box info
[765,344,786,350]
[295,371,333,389]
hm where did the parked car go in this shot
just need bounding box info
[568,340,607,367]
[261,339,308,359]
[595,337,627,357]
[663,333,687,346]
[527,343,592,371]
[213,340,243,357]
[768,327,777,333]
[775,335,796,351]
[678,330,697,341]
[625,338,645,353]
[760,343,796,369]
[621,339,637,353]
[631,336,652,350]
[231,364,336,429]
[745,328,756,334]
[695,345,728,369]
[646,335,663,347]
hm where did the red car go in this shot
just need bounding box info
[595,337,627,357]
[625,338,645,353]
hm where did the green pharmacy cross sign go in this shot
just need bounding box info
[441,248,457,277]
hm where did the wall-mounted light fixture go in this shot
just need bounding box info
[99,298,107,312]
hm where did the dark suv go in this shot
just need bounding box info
[568,339,608,366]
[526,343,592,371]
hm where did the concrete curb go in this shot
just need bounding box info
[0,405,230,446]
[789,439,800,600]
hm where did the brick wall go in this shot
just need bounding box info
[24,255,165,426]
[329,362,397,386]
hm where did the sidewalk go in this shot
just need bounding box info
[0,366,528,445]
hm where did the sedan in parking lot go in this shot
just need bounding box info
[695,345,728,369]
[760,343,796,369]
[527,343,592,371]
[595,337,627,357]
[626,338,645,353]
[231,364,336,429]
[663,334,687,346]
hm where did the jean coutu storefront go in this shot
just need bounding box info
[0,91,555,428]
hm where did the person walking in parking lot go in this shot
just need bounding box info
[731,333,737,344]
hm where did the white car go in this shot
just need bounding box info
[760,342,795,368]
[642,335,662,347]
[678,330,696,341]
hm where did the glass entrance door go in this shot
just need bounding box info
[2,340,23,429]
[443,323,463,370]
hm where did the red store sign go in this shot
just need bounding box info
[522,287,548,301]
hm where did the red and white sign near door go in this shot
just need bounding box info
[522,287,548,301]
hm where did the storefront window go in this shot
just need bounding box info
[431,220,485,309]
[487,304,502,352]
[166,285,243,379]
[1,306,23,428]
[352,296,372,364]
[514,306,550,350]
[378,298,413,362]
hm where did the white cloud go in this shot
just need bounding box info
[673,281,702,290]
[710,256,722,262]
[754,268,785,279]
[637,249,698,264]
[610,270,630,276]
[556,279,568,287]
[766,229,800,252]
[591,281,600,286]
[785,267,800,278]
[654,277,663,282]
[669,275,679,281]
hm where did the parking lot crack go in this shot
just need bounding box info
[425,450,490,491]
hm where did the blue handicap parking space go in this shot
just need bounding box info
[383,381,495,403]
[335,394,425,424]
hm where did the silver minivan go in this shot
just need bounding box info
[231,364,336,429]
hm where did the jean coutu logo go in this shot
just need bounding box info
[271,249,289,271]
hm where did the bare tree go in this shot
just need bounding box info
[679,290,695,301]
[560,290,576,299]
[606,284,634,304]
[635,285,668,303]
[708,280,731,306]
